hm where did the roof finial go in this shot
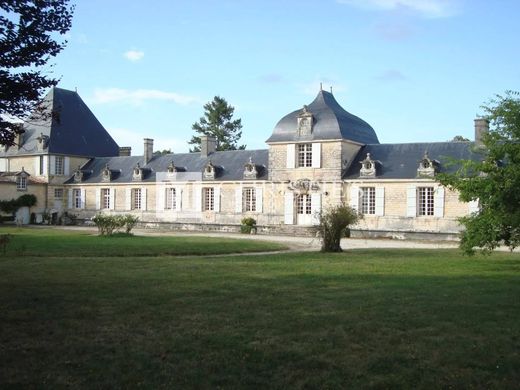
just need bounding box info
[320,82,323,91]
[330,86,333,94]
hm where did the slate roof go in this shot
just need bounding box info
[66,149,269,184]
[0,87,119,158]
[343,142,482,180]
[266,90,379,144]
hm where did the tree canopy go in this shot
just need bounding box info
[188,96,245,152]
[0,0,74,146]
[438,91,520,254]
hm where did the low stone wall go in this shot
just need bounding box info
[350,229,460,242]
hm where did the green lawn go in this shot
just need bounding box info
[0,229,519,388]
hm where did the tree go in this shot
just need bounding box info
[318,204,361,252]
[188,96,245,152]
[450,135,470,142]
[153,149,172,156]
[0,0,74,146]
[438,91,520,254]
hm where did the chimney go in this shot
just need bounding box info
[200,135,216,158]
[119,146,132,157]
[474,118,489,146]
[144,138,153,163]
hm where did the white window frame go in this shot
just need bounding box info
[203,187,214,211]
[54,156,64,175]
[165,187,176,210]
[101,188,111,209]
[54,188,63,199]
[297,143,313,167]
[16,175,27,190]
[418,186,435,216]
[296,194,312,215]
[133,188,142,210]
[242,187,256,212]
[360,187,376,215]
[73,189,82,209]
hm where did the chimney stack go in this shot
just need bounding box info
[119,147,131,157]
[200,135,216,158]
[144,138,154,163]
[474,118,489,146]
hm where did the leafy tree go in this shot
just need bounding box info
[451,135,470,142]
[153,149,172,156]
[0,0,74,146]
[318,204,361,252]
[438,91,520,254]
[189,96,245,152]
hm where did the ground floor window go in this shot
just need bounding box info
[203,187,214,211]
[296,194,312,215]
[242,187,256,212]
[73,189,82,209]
[54,188,63,199]
[133,188,142,210]
[165,188,176,210]
[102,188,111,209]
[418,187,434,216]
[360,187,376,215]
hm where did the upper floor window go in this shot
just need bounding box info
[165,188,176,210]
[297,143,312,167]
[16,176,27,191]
[242,187,256,212]
[55,156,64,175]
[360,187,375,215]
[418,187,434,216]
[39,156,44,175]
[203,187,214,211]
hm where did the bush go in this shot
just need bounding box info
[92,214,139,236]
[317,204,361,252]
[240,217,257,234]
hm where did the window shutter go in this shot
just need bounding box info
[312,143,321,168]
[235,187,242,213]
[64,157,70,176]
[141,187,147,211]
[214,187,221,212]
[468,199,479,214]
[110,188,115,210]
[95,188,101,210]
[125,188,132,210]
[175,187,183,211]
[255,187,263,212]
[311,193,321,225]
[49,156,56,175]
[42,156,48,175]
[156,186,165,211]
[80,189,86,209]
[194,186,202,212]
[434,186,445,217]
[286,144,295,168]
[375,187,385,216]
[349,186,359,210]
[406,186,417,217]
[284,192,294,225]
[68,189,73,209]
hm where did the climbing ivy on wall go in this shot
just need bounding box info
[0,194,37,214]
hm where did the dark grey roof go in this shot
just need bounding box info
[0,87,119,157]
[343,142,481,180]
[67,149,269,183]
[266,90,379,144]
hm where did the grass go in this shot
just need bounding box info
[0,226,287,256]
[0,229,519,388]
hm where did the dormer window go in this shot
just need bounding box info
[36,133,49,151]
[133,163,143,181]
[417,151,439,177]
[16,168,29,191]
[297,105,313,137]
[74,166,83,183]
[359,153,379,178]
[243,156,258,180]
[167,161,175,173]
[203,161,216,180]
[102,164,112,182]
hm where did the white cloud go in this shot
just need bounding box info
[108,128,189,154]
[376,69,407,82]
[337,0,459,18]
[124,50,145,61]
[92,88,199,106]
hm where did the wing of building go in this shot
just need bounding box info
[0,86,484,239]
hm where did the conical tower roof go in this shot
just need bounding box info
[266,90,379,145]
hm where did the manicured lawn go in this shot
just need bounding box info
[0,231,519,388]
[0,227,287,256]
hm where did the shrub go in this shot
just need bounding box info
[317,204,361,252]
[92,214,139,236]
[240,217,256,234]
[123,215,139,234]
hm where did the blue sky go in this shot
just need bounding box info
[52,0,520,154]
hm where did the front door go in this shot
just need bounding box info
[296,194,312,225]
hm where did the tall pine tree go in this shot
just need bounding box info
[189,96,245,152]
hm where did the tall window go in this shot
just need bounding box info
[133,188,142,210]
[16,176,27,190]
[360,187,376,215]
[39,156,44,175]
[165,188,176,210]
[102,188,111,209]
[418,187,434,216]
[297,144,312,167]
[296,194,312,215]
[203,187,214,211]
[55,156,64,175]
[73,189,82,209]
[242,187,256,212]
